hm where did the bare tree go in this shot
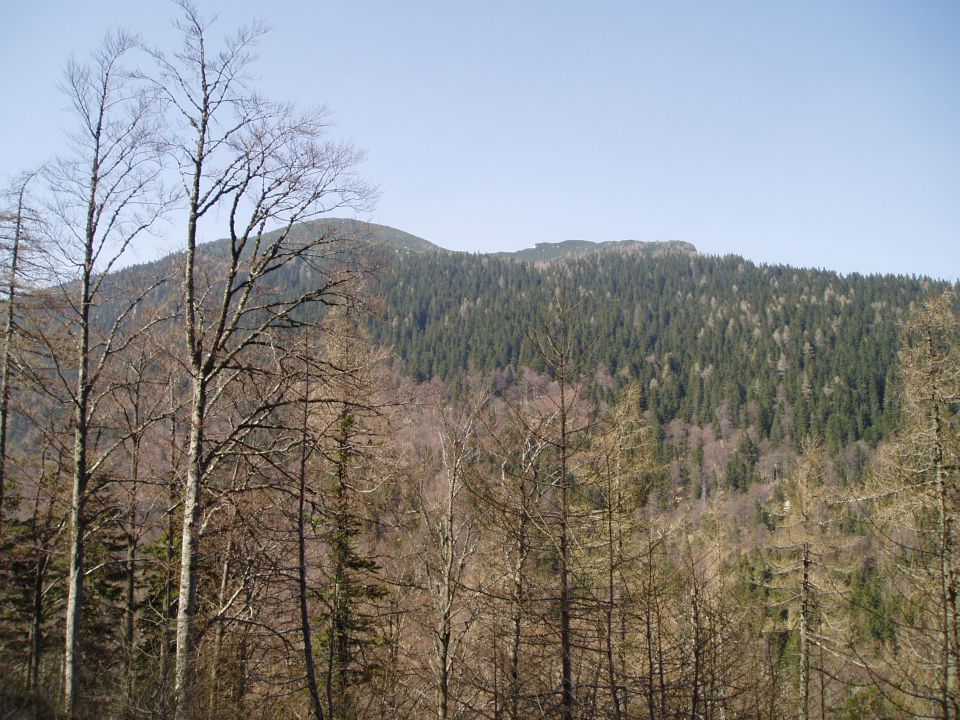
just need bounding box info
[30,31,167,717]
[476,397,551,719]
[0,169,43,536]
[145,5,374,716]
[416,393,484,720]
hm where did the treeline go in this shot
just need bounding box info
[368,248,952,451]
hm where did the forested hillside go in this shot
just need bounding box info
[116,219,947,453]
[371,240,945,450]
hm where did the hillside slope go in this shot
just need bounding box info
[112,218,952,450]
[367,242,952,450]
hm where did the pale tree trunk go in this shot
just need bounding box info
[156,6,372,714]
[436,446,458,720]
[641,529,662,720]
[172,25,207,715]
[886,294,960,716]
[430,402,480,720]
[63,241,93,720]
[925,317,960,715]
[933,394,959,716]
[175,381,205,720]
[494,425,544,720]
[529,299,579,720]
[52,33,163,716]
[689,573,703,720]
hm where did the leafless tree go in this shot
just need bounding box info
[145,6,375,716]
[30,30,167,716]
[0,169,44,536]
[476,398,551,719]
[414,392,485,720]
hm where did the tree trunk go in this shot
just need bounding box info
[690,580,703,720]
[297,367,325,720]
[173,48,207,716]
[63,268,91,719]
[29,550,46,696]
[928,329,960,717]
[174,380,205,720]
[436,469,455,720]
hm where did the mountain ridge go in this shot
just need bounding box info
[289,218,699,262]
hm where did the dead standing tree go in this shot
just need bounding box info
[146,4,374,717]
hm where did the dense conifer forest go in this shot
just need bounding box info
[368,239,946,451]
[2,6,960,720]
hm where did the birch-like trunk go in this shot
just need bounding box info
[63,248,92,719]
[174,379,205,720]
[173,53,207,715]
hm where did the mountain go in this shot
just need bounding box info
[112,218,952,451]
[286,217,441,255]
[358,222,952,452]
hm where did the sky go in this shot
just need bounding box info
[2,1,958,280]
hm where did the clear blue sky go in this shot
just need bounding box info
[3,1,958,280]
